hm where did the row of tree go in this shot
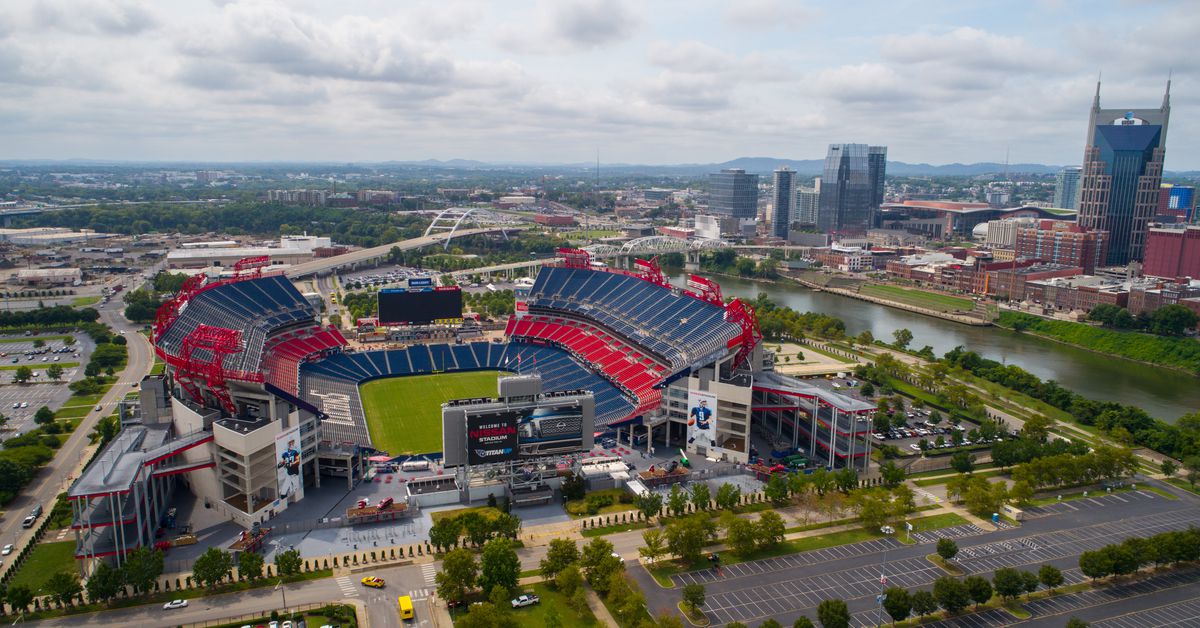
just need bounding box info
[1079,527,1200,580]
[428,510,522,552]
[1009,445,1138,490]
[0,306,99,330]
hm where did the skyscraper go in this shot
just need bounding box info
[1077,81,1170,266]
[1053,166,1082,209]
[771,167,796,238]
[708,168,759,219]
[816,144,886,233]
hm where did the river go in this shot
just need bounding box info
[672,273,1200,422]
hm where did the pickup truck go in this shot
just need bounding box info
[511,594,540,608]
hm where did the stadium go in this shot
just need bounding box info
[69,248,875,566]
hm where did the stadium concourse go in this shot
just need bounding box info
[68,249,875,574]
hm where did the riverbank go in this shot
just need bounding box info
[996,312,1200,377]
[785,273,991,326]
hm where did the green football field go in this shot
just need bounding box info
[359,371,508,455]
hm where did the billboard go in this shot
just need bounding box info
[516,403,585,457]
[275,426,304,503]
[378,286,462,325]
[466,411,520,465]
[686,390,718,453]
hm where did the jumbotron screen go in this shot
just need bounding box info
[377,287,462,325]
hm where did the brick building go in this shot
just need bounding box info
[1014,220,1110,274]
[1142,225,1200,279]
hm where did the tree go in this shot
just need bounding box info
[437,548,478,602]
[834,467,858,493]
[765,473,790,505]
[581,537,623,594]
[816,598,850,628]
[937,538,958,562]
[755,511,786,548]
[34,405,55,426]
[991,568,1025,600]
[1065,618,1090,628]
[1160,459,1178,478]
[6,585,32,613]
[1008,480,1034,507]
[462,512,493,547]
[540,538,580,582]
[665,514,715,565]
[479,538,520,595]
[193,547,232,588]
[1147,304,1199,336]
[122,547,164,594]
[493,513,522,539]
[879,461,906,488]
[882,586,911,624]
[44,571,82,607]
[690,482,711,511]
[933,576,970,614]
[860,382,875,397]
[275,548,302,577]
[85,560,125,604]
[1036,564,1062,593]
[892,328,914,350]
[964,575,993,609]
[32,339,44,349]
[910,590,938,617]
[544,605,562,628]
[724,515,757,557]
[1079,550,1112,581]
[850,489,891,532]
[715,483,742,510]
[46,364,64,381]
[667,484,688,517]
[555,564,583,599]
[562,473,586,501]
[760,621,781,628]
[239,551,264,581]
[429,517,460,551]
[1184,456,1200,488]
[1022,415,1054,442]
[1021,570,1040,596]
[635,492,664,520]
[682,583,705,614]
[12,366,32,384]
[950,451,975,474]
[639,528,667,564]
[793,618,815,628]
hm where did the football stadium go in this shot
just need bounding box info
[68,248,875,568]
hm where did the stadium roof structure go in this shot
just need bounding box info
[68,425,214,499]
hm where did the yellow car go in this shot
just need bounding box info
[361,576,386,588]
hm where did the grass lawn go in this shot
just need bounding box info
[0,362,78,371]
[430,505,503,526]
[907,463,996,479]
[48,405,91,419]
[1164,478,1200,496]
[906,512,970,533]
[582,520,651,538]
[6,541,77,590]
[70,296,101,307]
[860,284,974,313]
[566,488,638,519]
[913,469,1006,487]
[360,371,508,455]
[511,583,600,628]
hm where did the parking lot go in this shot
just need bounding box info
[0,334,93,435]
[642,488,1200,627]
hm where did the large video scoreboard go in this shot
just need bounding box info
[377,280,462,325]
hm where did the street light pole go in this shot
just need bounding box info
[877,525,894,627]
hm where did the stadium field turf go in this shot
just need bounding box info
[360,371,509,455]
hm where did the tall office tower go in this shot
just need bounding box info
[816,144,887,233]
[1054,166,1082,209]
[796,190,820,225]
[772,167,796,238]
[1078,80,1170,266]
[708,168,759,219]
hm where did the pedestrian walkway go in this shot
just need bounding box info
[421,563,437,586]
[334,575,359,598]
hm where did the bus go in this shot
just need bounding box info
[398,595,414,620]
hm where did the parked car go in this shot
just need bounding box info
[511,594,541,608]
[1,545,12,556]
[163,599,188,610]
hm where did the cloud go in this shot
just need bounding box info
[496,0,641,54]
[29,0,158,36]
[881,27,1050,74]
[724,0,818,30]
[181,2,456,85]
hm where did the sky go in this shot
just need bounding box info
[0,0,1195,168]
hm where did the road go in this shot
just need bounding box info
[30,559,433,627]
[0,280,155,580]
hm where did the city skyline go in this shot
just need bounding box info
[0,0,1196,168]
